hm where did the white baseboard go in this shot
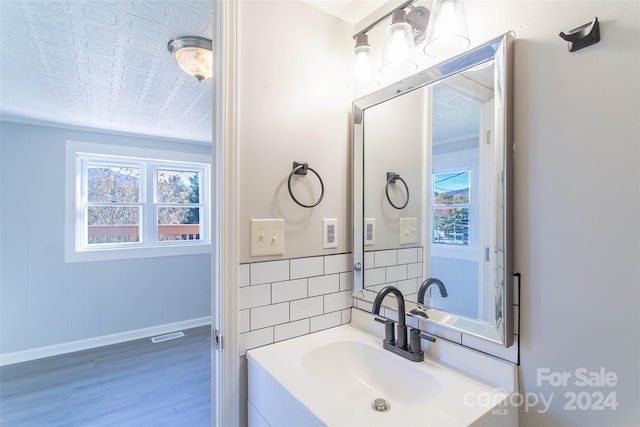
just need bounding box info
[0,316,211,367]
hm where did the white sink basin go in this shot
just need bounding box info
[301,339,442,409]
[247,324,513,427]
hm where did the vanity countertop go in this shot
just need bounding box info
[247,323,516,427]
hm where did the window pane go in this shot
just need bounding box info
[157,207,201,241]
[156,170,200,204]
[434,171,469,205]
[433,207,469,245]
[87,206,140,244]
[87,166,140,203]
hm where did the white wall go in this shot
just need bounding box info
[235,2,354,424]
[460,2,639,425]
[233,1,639,425]
[0,122,212,357]
[364,88,426,250]
[237,0,353,263]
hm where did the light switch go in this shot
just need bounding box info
[400,217,417,245]
[250,219,285,256]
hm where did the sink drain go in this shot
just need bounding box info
[372,398,390,412]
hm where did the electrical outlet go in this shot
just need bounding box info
[364,218,375,246]
[250,219,285,256]
[400,217,417,245]
[323,218,338,249]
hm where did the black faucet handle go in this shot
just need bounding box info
[409,328,436,354]
[374,317,396,344]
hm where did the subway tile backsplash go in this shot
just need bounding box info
[239,251,520,364]
[364,247,424,298]
[239,254,353,355]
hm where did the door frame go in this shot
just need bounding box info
[213,1,239,426]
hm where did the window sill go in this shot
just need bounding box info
[65,243,212,263]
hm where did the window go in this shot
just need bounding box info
[432,170,470,246]
[66,141,211,262]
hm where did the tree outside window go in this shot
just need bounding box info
[433,170,470,246]
[77,154,208,250]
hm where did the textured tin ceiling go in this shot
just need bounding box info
[0,0,214,143]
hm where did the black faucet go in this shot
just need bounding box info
[371,286,434,362]
[417,277,448,304]
[372,286,408,349]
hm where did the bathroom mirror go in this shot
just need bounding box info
[352,33,514,346]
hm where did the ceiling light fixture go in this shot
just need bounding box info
[352,0,468,82]
[167,36,213,82]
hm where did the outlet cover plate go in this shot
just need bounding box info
[322,218,338,249]
[364,218,375,246]
[250,219,285,256]
[400,217,418,245]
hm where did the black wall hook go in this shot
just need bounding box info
[559,17,600,52]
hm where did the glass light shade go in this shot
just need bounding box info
[352,33,374,82]
[353,45,373,80]
[168,36,213,82]
[380,10,417,77]
[173,47,213,81]
[423,0,470,58]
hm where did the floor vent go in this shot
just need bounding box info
[151,331,185,343]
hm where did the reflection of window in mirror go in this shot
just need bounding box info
[432,170,470,246]
[428,83,483,319]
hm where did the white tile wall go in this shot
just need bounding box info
[308,275,340,296]
[397,247,418,264]
[324,253,351,274]
[290,257,323,279]
[290,297,323,321]
[238,264,250,287]
[356,269,522,364]
[250,260,289,285]
[239,254,353,355]
[271,279,307,303]
[339,272,352,291]
[364,247,423,297]
[310,311,342,333]
[374,250,397,267]
[238,284,271,310]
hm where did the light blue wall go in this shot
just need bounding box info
[0,121,211,354]
[429,257,478,318]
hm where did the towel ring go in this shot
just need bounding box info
[385,172,409,210]
[288,162,324,208]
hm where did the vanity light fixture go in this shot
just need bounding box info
[423,0,470,57]
[380,9,417,76]
[167,36,213,82]
[351,0,468,81]
[352,34,374,81]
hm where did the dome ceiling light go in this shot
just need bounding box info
[167,36,213,82]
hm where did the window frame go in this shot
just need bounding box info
[65,140,211,263]
[79,156,146,249]
[153,163,207,244]
[432,169,471,246]
[430,157,479,261]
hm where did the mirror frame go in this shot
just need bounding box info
[352,32,514,347]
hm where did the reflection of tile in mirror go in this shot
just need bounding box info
[364,218,375,245]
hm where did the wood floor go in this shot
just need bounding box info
[0,326,212,427]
